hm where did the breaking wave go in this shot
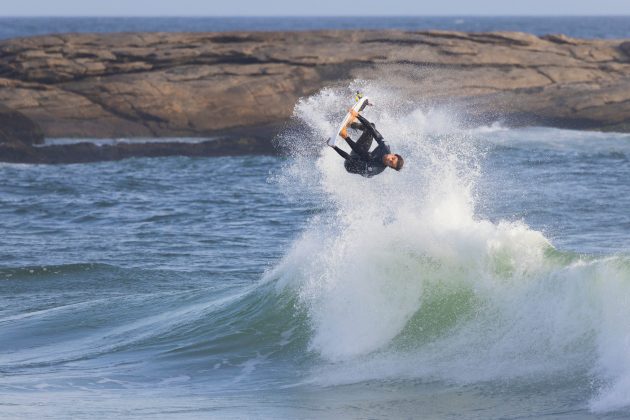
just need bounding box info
[267,83,630,413]
[3,83,629,415]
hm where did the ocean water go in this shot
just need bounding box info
[0,16,629,40]
[1,85,629,418]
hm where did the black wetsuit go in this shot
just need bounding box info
[332,114,391,178]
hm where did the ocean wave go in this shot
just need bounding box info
[3,84,630,414]
[267,83,630,412]
[0,263,116,279]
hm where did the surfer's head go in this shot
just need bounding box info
[383,154,404,171]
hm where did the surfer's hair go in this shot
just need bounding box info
[394,154,404,171]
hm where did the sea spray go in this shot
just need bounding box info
[270,83,630,412]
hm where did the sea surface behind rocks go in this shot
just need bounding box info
[1,16,630,40]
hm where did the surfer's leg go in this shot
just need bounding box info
[342,110,372,158]
[343,136,371,161]
[354,131,374,154]
[349,121,364,130]
[356,114,384,141]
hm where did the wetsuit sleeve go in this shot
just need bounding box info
[344,136,371,160]
[333,146,351,160]
[356,114,385,145]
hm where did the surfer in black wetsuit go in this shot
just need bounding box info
[330,110,404,177]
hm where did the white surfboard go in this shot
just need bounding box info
[327,96,370,147]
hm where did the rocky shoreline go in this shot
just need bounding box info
[1,30,629,163]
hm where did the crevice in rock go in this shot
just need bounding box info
[413,31,535,47]
[58,87,158,135]
[533,67,557,84]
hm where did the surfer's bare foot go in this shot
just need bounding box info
[350,109,359,118]
[340,127,348,138]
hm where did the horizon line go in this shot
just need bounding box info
[2,14,630,18]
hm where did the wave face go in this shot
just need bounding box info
[270,84,630,413]
[1,84,630,417]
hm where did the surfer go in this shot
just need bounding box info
[330,110,404,177]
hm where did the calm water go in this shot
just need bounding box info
[1,85,630,418]
[0,16,629,40]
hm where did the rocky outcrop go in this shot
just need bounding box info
[0,137,273,164]
[0,104,43,145]
[0,30,629,162]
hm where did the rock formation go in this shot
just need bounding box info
[0,104,43,145]
[0,30,629,162]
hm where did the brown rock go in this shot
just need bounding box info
[0,30,629,163]
[0,136,275,164]
[0,104,44,146]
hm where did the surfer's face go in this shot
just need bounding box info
[383,154,399,168]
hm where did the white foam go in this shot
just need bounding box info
[37,137,218,147]
[269,83,630,413]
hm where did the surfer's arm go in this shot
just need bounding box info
[332,146,351,160]
[356,114,385,145]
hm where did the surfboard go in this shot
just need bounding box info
[327,96,370,147]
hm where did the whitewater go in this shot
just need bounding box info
[1,84,629,418]
[273,84,630,412]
